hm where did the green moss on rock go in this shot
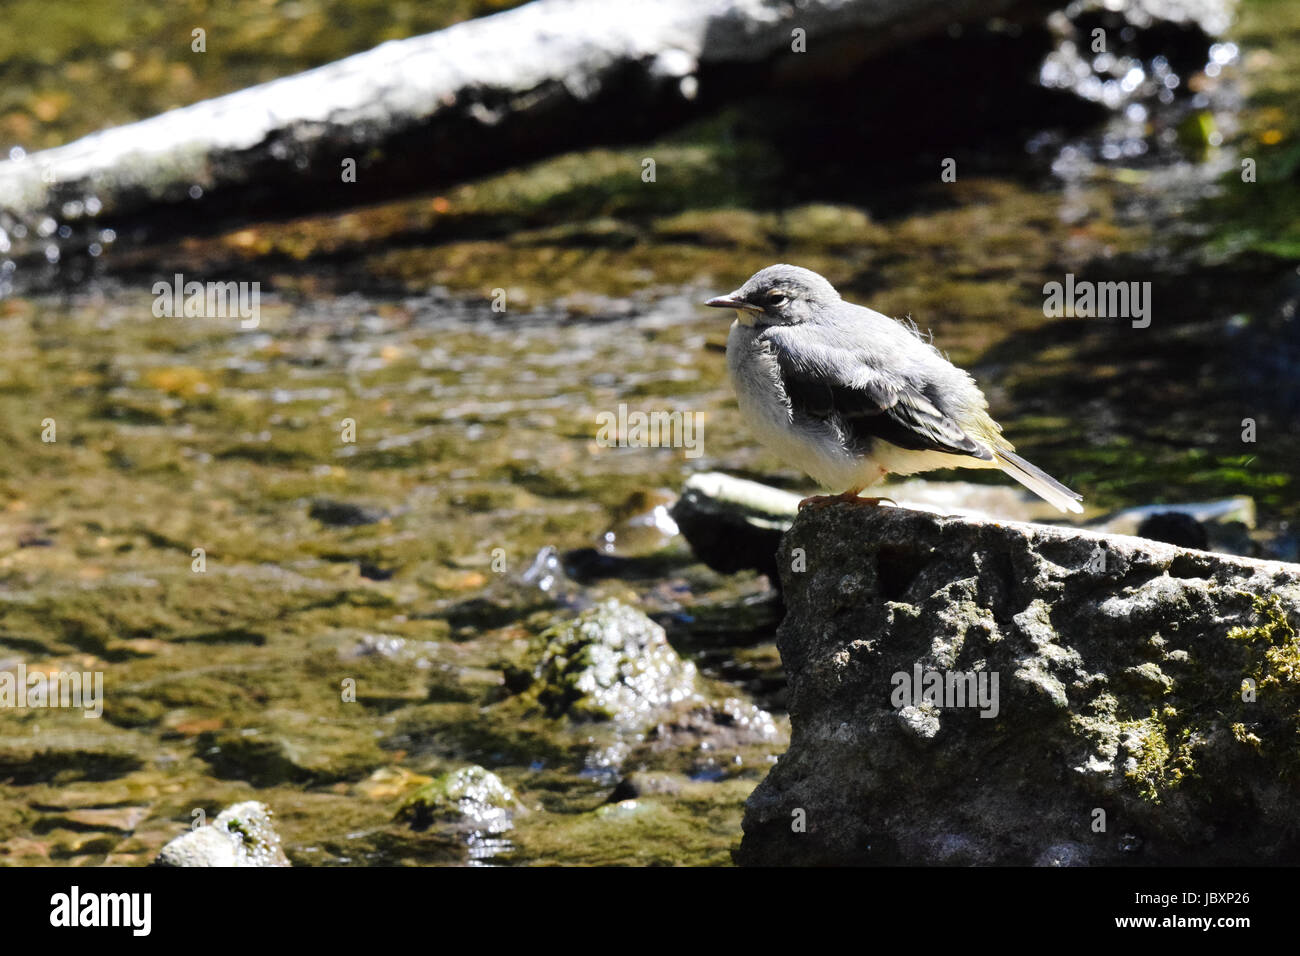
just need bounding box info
[1118,709,1197,803]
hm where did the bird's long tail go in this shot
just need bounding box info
[993,449,1083,514]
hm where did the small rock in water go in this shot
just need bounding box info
[1094,496,1256,556]
[396,765,518,865]
[671,472,799,583]
[1136,511,1209,550]
[606,771,687,803]
[308,499,387,526]
[358,560,396,580]
[396,765,515,829]
[154,801,289,867]
[522,599,698,724]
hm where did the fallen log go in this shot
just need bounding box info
[0,0,1056,247]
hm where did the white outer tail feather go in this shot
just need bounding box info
[993,449,1084,515]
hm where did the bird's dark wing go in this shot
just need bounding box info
[773,346,993,461]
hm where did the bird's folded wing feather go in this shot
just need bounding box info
[771,339,992,460]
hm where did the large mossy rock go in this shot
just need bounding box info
[736,505,1300,866]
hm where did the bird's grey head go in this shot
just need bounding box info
[705,264,840,326]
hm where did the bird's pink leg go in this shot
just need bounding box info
[798,486,897,511]
[798,468,895,511]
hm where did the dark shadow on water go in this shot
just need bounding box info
[968,253,1300,521]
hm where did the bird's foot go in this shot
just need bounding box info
[797,490,896,511]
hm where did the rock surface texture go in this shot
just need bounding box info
[736,505,1300,866]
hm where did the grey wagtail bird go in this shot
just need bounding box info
[706,264,1084,514]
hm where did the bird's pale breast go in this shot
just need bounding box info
[725,319,879,490]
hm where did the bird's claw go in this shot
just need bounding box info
[797,491,896,511]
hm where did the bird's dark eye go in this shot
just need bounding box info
[766,290,788,306]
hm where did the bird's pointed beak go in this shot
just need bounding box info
[705,290,747,310]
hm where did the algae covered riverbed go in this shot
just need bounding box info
[1,0,1299,866]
